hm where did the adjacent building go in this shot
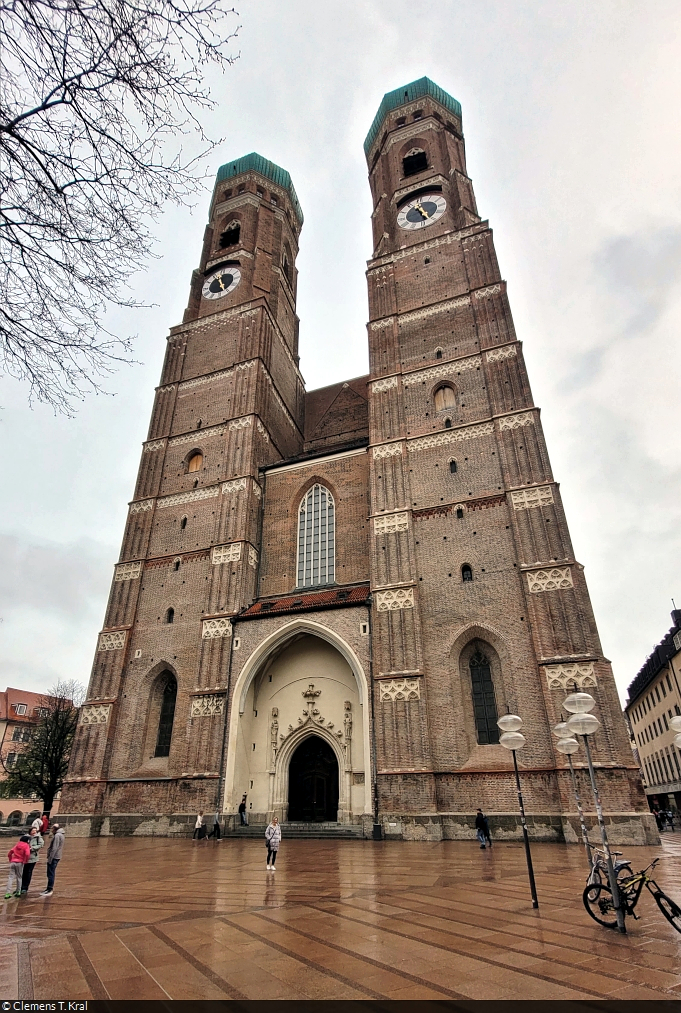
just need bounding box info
[625,610,681,812]
[0,688,57,825]
[60,77,653,843]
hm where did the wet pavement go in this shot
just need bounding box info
[1,832,680,1000]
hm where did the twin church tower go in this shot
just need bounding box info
[61,78,653,842]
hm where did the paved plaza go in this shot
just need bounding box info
[1,833,680,1001]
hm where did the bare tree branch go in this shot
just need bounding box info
[0,0,240,413]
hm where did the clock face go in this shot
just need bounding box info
[202,266,241,300]
[397,194,447,230]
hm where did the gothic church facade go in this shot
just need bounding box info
[61,78,654,843]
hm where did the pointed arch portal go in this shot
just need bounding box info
[224,619,372,821]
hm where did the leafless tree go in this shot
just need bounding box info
[1,0,240,413]
[0,679,86,812]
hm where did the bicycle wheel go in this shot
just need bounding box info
[654,891,681,934]
[616,864,633,883]
[583,882,620,928]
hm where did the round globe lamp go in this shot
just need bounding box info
[497,714,523,733]
[567,712,601,736]
[552,721,569,739]
[499,731,526,751]
[496,714,538,908]
[555,737,579,754]
[563,692,596,714]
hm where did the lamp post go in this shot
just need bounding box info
[497,713,539,909]
[563,691,626,934]
[552,722,592,869]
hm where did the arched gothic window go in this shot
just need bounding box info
[187,451,203,473]
[297,484,335,587]
[462,564,473,582]
[434,385,456,412]
[469,649,499,744]
[154,675,177,757]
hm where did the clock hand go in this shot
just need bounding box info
[218,276,226,290]
[414,201,430,219]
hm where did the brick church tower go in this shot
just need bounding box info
[61,81,653,844]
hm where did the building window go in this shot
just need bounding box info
[402,148,428,176]
[449,460,457,474]
[180,516,188,530]
[435,348,443,359]
[462,564,473,582]
[297,484,335,587]
[165,607,174,624]
[470,649,499,744]
[187,451,203,473]
[456,507,464,519]
[13,704,27,716]
[154,676,177,758]
[434,385,456,412]
[6,752,17,768]
[12,727,30,743]
[220,222,240,248]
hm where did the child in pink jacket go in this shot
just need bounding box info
[5,837,30,899]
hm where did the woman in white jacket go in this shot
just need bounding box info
[265,817,281,871]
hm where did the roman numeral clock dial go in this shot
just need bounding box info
[202,265,241,299]
[397,193,447,230]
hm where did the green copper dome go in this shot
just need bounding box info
[364,77,462,156]
[216,152,303,226]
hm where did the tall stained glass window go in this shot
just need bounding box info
[297,484,335,587]
[155,675,177,758]
[470,649,499,744]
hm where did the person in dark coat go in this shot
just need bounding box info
[208,810,221,839]
[238,794,248,826]
[40,824,64,896]
[475,809,492,849]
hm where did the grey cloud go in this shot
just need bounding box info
[0,534,113,620]
[595,226,681,336]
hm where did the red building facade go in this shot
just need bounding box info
[61,79,654,843]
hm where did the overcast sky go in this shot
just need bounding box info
[1,1,680,705]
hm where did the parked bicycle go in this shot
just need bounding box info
[586,847,632,887]
[583,857,681,933]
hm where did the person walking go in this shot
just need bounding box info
[5,836,30,898]
[208,810,221,840]
[238,795,248,826]
[265,816,281,871]
[475,809,492,849]
[21,827,44,895]
[31,815,42,833]
[41,824,64,897]
[193,812,204,840]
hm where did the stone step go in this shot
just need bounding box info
[223,821,365,839]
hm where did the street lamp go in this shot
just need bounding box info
[552,724,592,869]
[497,713,539,909]
[564,691,626,934]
